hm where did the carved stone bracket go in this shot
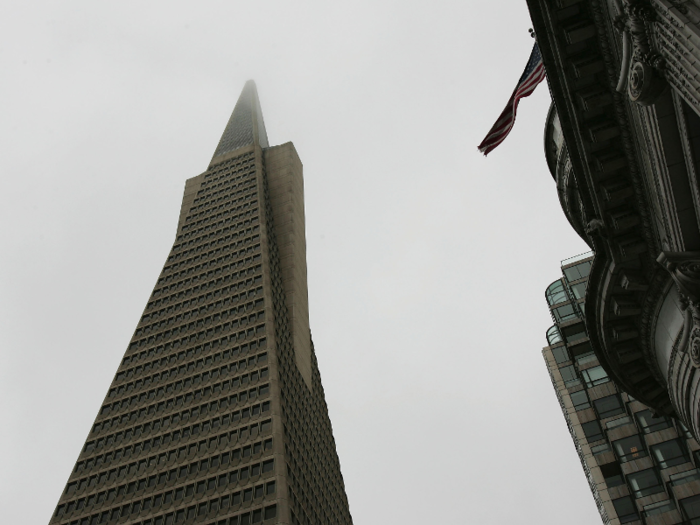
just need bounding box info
[658,251,700,366]
[613,0,667,105]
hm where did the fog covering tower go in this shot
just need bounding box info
[50,81,353,525]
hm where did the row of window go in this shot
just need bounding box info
[109,340,267,400]
[100,365,269,422]
[193,172,256,203]
[200,155,254,185]
[176,211,258,247]
[173,215,259,257]
[154,248,262,297]
[134,306,264,341]
[171,211,259,255]
[612,482,700,523]
[187,178,257,215]
[92,381,268,445]
[59,476,275,525]
[185,189,257,224]
[587,425,690,469]
[80,415,272,474]
[61,503,276,525]
[607,468,700,521]
[146,288,262,333]
[143,284,263,332]
[110,337,268,413]
[95,386,270,442]
[93,395,270,451]
[133,300,264,352]
[188,179,257,216]
[153,268,261,308]
[75,429,271,491]
[145,261,261,314]
[179,199,258,236]
[204,154,254,176]
[573,389,676,434]
[120,335,263,384]
[170,203,260,248]
[68,438,273,500]
[127,311,265,360]
[140,286,263,332]
[120,328,266,369]
[166,225,260,266]
[116,347,266,387]
[161,234,260,277]
[560,363,609,388]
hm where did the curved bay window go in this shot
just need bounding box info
[546,325,563,346]
[546,280,569,306]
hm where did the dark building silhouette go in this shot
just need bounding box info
[50,81,353,525]
[544,252,700,524]
[526,0,700,446]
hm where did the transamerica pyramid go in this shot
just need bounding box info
[50,81,353,525]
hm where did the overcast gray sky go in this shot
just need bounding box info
[1,1,595,523]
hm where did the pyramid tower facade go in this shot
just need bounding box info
[50,81,353,525]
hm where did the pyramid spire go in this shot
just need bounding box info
[211,80,269,161]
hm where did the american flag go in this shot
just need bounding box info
[477,43,546,156]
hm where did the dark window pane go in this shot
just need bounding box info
[552,346,570,364]
[643,500,675,517]
[612,496,638,523]
[562,323,587,343]
[264,505,277,520]
[593,395,625,419]
[651,439,688,469]
[553,303,577,322]
[681,494,700,519]
[600,462,624,488]
[559,365,579,386]
[628,468,664,498]
[570,390,590,410]
[613,435,647,462]
[570,282,587,300]
[564,261,592,282]
[581,421,604,442]
[635,410,673,434]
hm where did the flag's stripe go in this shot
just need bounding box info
[477,44,546,156]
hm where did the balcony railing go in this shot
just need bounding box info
[561,251,594,267]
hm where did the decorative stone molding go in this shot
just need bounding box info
[658,251,700,366]
[613,0,667,105]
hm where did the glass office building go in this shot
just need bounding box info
[544,253,700,524]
